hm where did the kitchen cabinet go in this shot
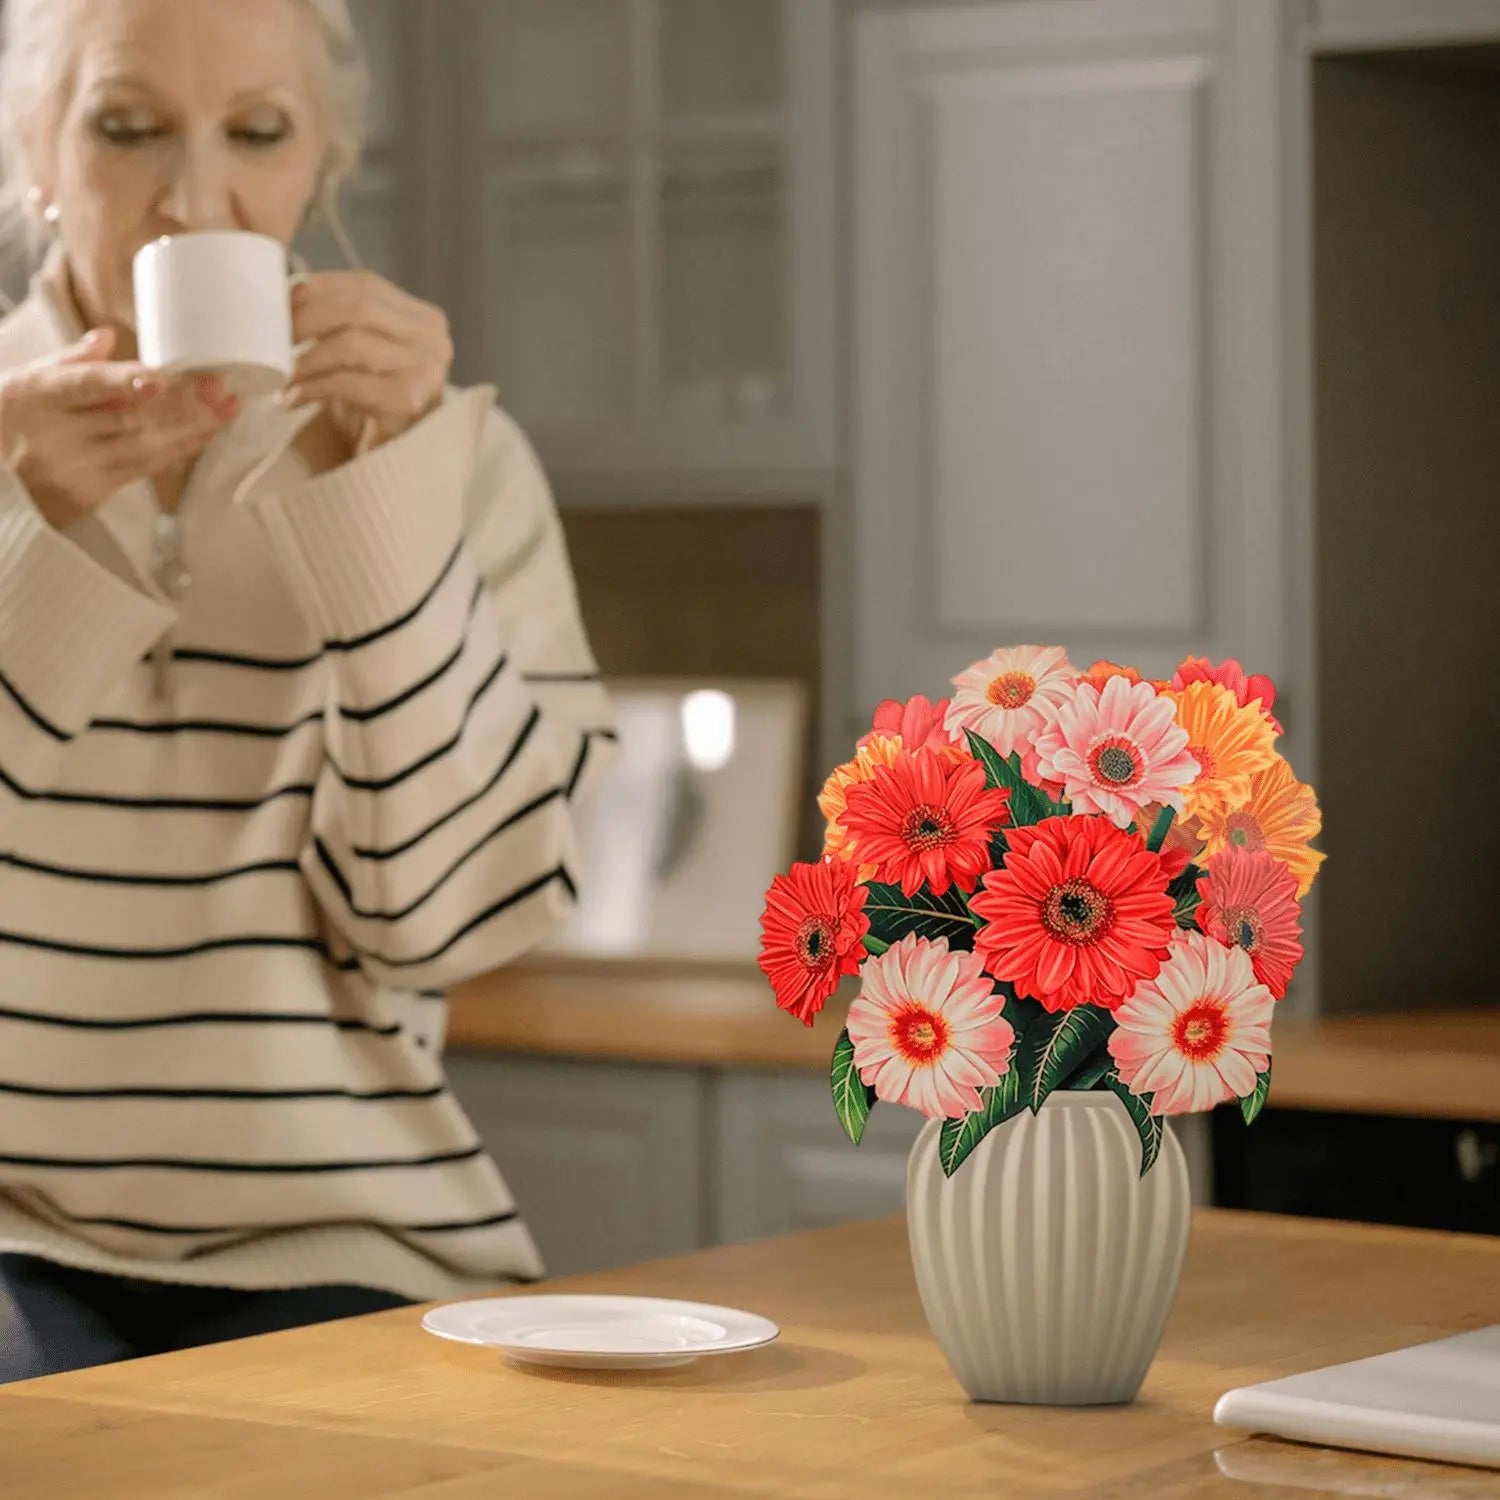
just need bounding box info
[442,1053,706,1278]
[847,0,1500,1020]
[335,0,838,501]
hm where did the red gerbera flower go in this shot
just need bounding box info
[1171,656,1283,735]
[1195,847,1302,999]
[841,752,1011,897]
[758,859,871,1026]
[971,816,1175,1013]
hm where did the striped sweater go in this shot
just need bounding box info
[0,263,613,1301]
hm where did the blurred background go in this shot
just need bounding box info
[14,0,1500,1277]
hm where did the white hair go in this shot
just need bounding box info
[0,0,370,265]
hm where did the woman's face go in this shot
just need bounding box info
[33,0,327,331]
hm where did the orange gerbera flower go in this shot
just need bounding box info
[819,737,905,875]
[1198,757,1325,897]
[1164,682,1278,822]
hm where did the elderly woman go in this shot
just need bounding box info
[0,0,611,1381]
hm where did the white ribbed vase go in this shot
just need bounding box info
[905,1090,1191,1405]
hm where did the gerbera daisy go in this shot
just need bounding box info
[1132,801,1205,882]
[1163,681,1278,822]
[841,753,1011,896]
[759,859,871,1025]
[847,934,1016,1119]
[857,695,959,756]
[1083,661,1173,693]
[1196,847,1303,1000]
[971,815,1175,1013]
[1172,656,1283,735]
[1031,675,1201,828]
[818,736,906,876]
[1108,929,1274,1115]
[945,645,1076,761]
[1198,757,1326,897]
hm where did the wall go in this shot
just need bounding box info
[1313,51,1500,1011]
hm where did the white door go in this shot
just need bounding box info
[849,0,1306,732]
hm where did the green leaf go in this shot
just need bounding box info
[963,731,1068,828]
[1064,1052,1114,1092]
[830,1030,876,1145]
[1105,1075,1163,1177]
[1169,866,1204,929]
[935,989,1047,1176]
[1240,1062,1272,1125]
[1020,1006,1114,1113]
[862,881,978,950]
[938,1067,1028,1177]
[1145,805,1176,853]
[862,933,890,957]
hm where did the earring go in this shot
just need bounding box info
[25,186,59,226]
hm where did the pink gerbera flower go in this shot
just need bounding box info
[848,934,1016,1119]
[841,752,1011,897]
[857,695,957,755]
[1196,847,1303,1000]
[1032,675,1201,828]
[945,645,1076,761]
[1108,930,1274,1115]
[1172,656,1283,735]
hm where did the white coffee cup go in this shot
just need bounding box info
[133,230,295,398]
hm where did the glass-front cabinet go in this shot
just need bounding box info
[337,0,837,501]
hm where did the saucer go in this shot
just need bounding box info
[421,1293,780,1370]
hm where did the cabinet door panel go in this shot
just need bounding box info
[853,0,1292,700]
[712,1073,923,1243]
[445,1053,704,1277]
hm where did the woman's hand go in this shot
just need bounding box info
[283,271,453,456]
[0,329,238,530]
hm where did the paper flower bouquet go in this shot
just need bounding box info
[758,647,1325,1178]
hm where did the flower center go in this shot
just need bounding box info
[890,1003,950,1065]
[900,803,954,851]
[1226,906,1262,954]
[1171,998,1229,1062]
[986,671,1035,710]
[1041,878,1114,946]
[1225,812,1265,851]
[794,916,835,971]
[1088,736,1142,788]
[1188,744,1218,781]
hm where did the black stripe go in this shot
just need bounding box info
[350,706,541,862]
[0,763,314,813]
[329,650,508,793]
[0,1143,483,1173]
[315,787,565,923]
[359,865,574,971]
[524,671,601,684]
[0,665,73,742]
[338,580,484,724]
[158,645,324,672]
[0,1005,395,1034]
[0,851,300,889]
[326,540,465,653]
[62,1208,520,1236]
[0,929,346,963]
[89,709,323,741]
[566,733,591,796]
[0,1079,445,1102]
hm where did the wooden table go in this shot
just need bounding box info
[451,964,1500,1123]
[3,1210,1498,1497]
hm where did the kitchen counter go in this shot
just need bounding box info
[451,966,1500,1123]
[3,1209,1498,1496]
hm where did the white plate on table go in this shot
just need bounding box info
[421,1294,780,1370]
